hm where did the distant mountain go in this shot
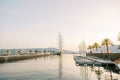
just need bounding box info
[0,47,74,55]
[43,48,74,54]
[92,44,120,53]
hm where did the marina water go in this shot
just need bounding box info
[0,54,119,80]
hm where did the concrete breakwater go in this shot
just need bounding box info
[87,53,120,61]
[0,54,50,63]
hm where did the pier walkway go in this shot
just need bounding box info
[74,56,97,65]
[74,55,120,68]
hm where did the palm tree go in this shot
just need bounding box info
[29,50,32,55]
[101,38,114,53]
[117,32,120,49]
[51,50,55,54]
[29,50,32,53]
[118,32,120,42]
[93,42,100,51]
[35,50,38,55]
[43,50,46,55]
[87,45,93,53]
[17,50,21,53]
[17,50,21,56]
[5,49,9,56]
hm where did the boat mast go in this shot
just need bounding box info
[58,32,63,55]
[79,40,87,57]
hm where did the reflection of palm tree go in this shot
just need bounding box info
[95,67,102,80]
[87,45,93,53]
[101,38,113,53]
[93,43,100,51]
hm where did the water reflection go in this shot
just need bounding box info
[79,64,89,80]
[76,59,120,80]
[0,54,119,80]
[94,66,103,80]
[59,54,63,80]
[79,63,120,80]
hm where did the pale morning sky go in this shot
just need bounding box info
[0,0,120,51]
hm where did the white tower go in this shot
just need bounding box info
[79,40,87,57]
[58,32,63,55]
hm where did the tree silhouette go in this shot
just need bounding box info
[93,42,100,51]
[101,38,113,53]
[87,45,93,53]
[118,32,120,49]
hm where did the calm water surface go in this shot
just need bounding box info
[0,54,120,80]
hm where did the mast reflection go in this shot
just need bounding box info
[79,64,89,80]
[59,53,63,80]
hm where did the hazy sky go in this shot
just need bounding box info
[0,0,120,51]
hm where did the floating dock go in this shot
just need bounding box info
[74,56,119,66]
[74,56,101,66]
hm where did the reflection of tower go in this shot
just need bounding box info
[59,55,62,80]
[79,41,90,80]
[58,32,63,55]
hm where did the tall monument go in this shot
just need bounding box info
[79,40,87,57]
[58,32,63,55]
